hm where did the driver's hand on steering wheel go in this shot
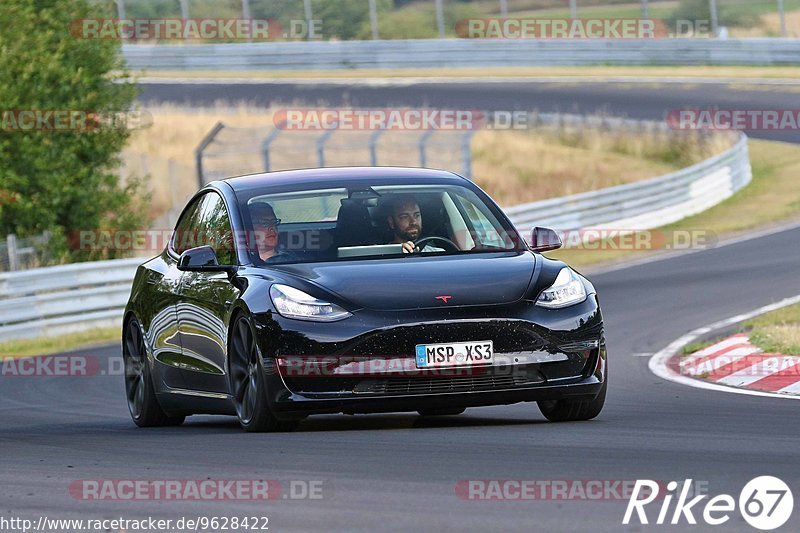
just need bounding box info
[401,241,418,254]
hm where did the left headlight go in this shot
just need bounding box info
[269,284,352,322]
[536,267,587,309]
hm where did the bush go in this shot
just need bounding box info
[667,0,760,33]
[0,0,148,263]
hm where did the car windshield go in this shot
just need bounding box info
[239,182,525,264]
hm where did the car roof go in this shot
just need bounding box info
[220,167,468,193]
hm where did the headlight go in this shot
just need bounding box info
[269,284,351,321]
[536,268,587,308]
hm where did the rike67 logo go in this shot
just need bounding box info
[624,477,793,530]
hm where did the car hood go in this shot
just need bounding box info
[269,252,537,311]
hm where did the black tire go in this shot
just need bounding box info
[229,315,297,433]
[537,379,607,422]
[123,318,185,428]
[417,407,466,416]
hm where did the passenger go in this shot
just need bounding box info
[249,202,298,263]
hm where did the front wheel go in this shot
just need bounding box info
[229,315,297,433]
[537,379,606,422]
[123,318,185,428]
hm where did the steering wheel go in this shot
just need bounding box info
[413,236,460,252]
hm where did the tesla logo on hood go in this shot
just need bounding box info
[435,295,453,303]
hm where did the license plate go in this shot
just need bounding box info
[415,340,494,369]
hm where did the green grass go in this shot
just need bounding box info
[682,340,716,355]
[743,304,800,355]
[0,327,120,359]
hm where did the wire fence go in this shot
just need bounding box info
[197,124,474,186]
[88,0,794,40]
[0,233,52,272]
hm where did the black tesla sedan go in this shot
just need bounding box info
[123,167,606,431]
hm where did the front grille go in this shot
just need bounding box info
[352,368,543,395]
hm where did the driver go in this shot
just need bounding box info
[385,195,445,254]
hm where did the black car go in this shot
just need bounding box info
[123,167,606,431]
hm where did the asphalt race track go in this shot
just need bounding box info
[139,79,800,143]
[3,81,800,532]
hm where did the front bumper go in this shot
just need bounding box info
[253,295,605,416]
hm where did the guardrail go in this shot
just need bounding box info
[0,128,751,343]
[122,39,800,70]
[0,258,142,342]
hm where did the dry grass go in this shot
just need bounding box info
[472,127,730,205]
[732,10,800,38]
[123,104,276,221]
[126,104,732,223]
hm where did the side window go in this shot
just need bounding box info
[457,196,506,248]
[171,196,204,256]
[196,192,236,266]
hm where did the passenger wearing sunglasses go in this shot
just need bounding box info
[249,202,298,263]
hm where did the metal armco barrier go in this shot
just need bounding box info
[0,131,751,343]
[122,39,800,70]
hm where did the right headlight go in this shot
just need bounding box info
[269,284,351,322]
[535,267,587,309]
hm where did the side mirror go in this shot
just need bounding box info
[529,227,562,252]
[178,245,230,272]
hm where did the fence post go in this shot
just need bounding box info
[369,0,379,40]
[461,130,477,179]
[195,121,225,188]
[304,0,316,40]
[7,234,18,272]
[261,127,283,172]
[435,0,445,38]
[709,0,719,36]
[317,130,336,167]
[368,130,384,166]
[168,158,180,226]
[242,0,252,42]
[419,130,435,168]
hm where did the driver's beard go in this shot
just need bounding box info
[398,226,420,242]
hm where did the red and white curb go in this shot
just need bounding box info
[649,294,800,400]
[680,334,800,395]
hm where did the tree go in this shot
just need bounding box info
[0,0,148,263]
